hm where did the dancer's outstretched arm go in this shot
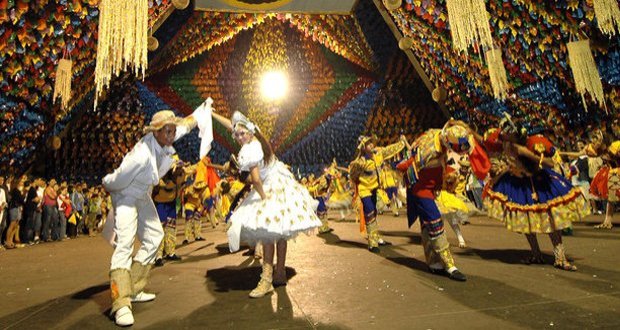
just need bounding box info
[211,111,233,131]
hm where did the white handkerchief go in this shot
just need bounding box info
[193,97,214,158]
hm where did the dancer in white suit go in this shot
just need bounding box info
[102,100,211,326]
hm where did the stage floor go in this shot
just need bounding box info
[1,212,619,329]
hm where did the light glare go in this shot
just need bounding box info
[261,71,288,101]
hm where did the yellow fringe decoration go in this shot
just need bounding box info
[445,0,493,54]
[485,48,509,100]
[53,59,72,111]
[594,0,620,36]
[567,40,607,112]
[94,0,148,109]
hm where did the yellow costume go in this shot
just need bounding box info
[183,181,210,242]
[349,137,404,250]
[307,175,331,233]
[153,174,183,262]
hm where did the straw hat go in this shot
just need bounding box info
[144,110,182,133]
[357,135,377,150]
[441,125,475,154]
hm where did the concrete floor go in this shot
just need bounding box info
[1,212,619,329]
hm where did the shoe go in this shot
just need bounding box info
[15,243,26,248]
[114,306,134,327]
[429,267,449,276]
[368,246,380,253]
[561,227,574,236]
[594,222,613,229]
[394,212,399,217]
[449,270,467,282]
[195,237,205,241]
[182,239,189,244]
[318,228,334,234]
[154,258,164,267]
[554,260,578,271]
[249,278,274,298]
[165,254,181,261]
[377,239,392,246]
[131,291,156,303]
[523,254,545,265]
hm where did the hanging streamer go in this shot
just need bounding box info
[53,58,73,111]
[567,40,607,112]
[593,0,620,36]
[445,0,493,54]
[94,0,148,109]
[485,48,509,100]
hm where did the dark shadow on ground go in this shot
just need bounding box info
[207,266,298,293]
[454,248,556,265]
[380,230,422,245]
[137,266,343,329]
[316,231,369,250]
[0,284,111,329]
[376,244,620,328]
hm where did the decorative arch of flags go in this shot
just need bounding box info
[1,0,619,178]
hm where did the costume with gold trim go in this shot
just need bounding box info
[349,139,405,249]
[590,140,620,203]
[183,181,210,242]
[153,174,182,260]
[484,134,590,234]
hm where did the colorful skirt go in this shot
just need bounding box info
[376,189,391,211]
[590,167,620,202]
[227,160,322,252]
[436,191,477,225]
[485,168,589,234]
[327,188,352,209]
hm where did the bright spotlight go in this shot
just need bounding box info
[261,71,288,101]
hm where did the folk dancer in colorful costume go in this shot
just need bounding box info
[307,173,333,234]
[102,102,211,326]
[212,110,321,298]
[153,165,184,266]
[349,135,405,253]
[435,163,480,248]
[397,122,489,281]
[326,159,353,221]
[482,115,589,271]
[380,162,401,217]
[182,180,210,243]
[195,156,222,228]
[589,141,620,229]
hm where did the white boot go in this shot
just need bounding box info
[131,291,156,303]
[114,306,134,327]
[249,263,274,298]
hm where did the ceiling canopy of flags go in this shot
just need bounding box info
[0,0,618,179]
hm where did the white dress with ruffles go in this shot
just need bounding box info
[227,140,321,252]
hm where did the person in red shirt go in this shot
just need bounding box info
[397,122,489,282]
